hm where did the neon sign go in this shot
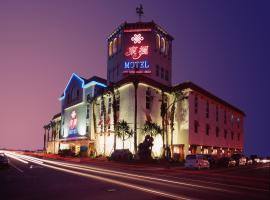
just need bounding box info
[125,45,149,60]
[123,33,151,74]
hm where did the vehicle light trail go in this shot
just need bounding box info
[37,162,195,200]
[12,153,234,193]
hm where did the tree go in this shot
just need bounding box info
[170,91,184,146]
[160,91,167,157]
[115,120,133,149]
[133,80,138,154]
[143,121,162,138]
[43,125,47,151]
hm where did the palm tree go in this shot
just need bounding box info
[115,120,133,149]
[111,87,118,151]
[170,91,183,146]
[143,121,162,137]
[160,91,167,157]
[50,120,56,154]
[133,80,138,154]
[43,125,47,151]
[101,94,107,155]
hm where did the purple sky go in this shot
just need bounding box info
[0,0,269,156]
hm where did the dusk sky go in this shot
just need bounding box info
[0,0,269,156]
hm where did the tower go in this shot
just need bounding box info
[107,13,174,86]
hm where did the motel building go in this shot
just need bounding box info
[44,20,245,160]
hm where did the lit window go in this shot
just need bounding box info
[165,40,169,55]
[118,35,122,51]
[155,34,160,49]
[113,38,117,54]
[108,41,113,56]
[161,37,166,53]
[237,117,240,128]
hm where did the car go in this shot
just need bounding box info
[0,153,10,168]
[231,154,246,166]
[216,157,236,167]
[203,154,217,168]
[184,154,210,169]
[246,157,253,165]
[260,158,270,164]
[250,155,260,164]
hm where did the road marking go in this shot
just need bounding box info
[9,162,24,173]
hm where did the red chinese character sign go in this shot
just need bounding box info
[124,33,151,74]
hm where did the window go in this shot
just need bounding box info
[216,127,219,137]
[118,34,122,51]
[224,129,227,139]
[194,96,198,114]
[165,70,169,81]
[206,101,209,118]
[237,133,240,141]
[156,65,159,77]
[237,117,240,128]
[161,67,164,79]
[113,38,117,54]
[108,41,113,57]
[161,37,166,53]
[155,34,160,50]
[86,105,90,119]
[108,97,112,114]
[206,124,210,135]
[216,106,219,122]
[165,40,169,55]
[224,111,227,124]
[146,88,151,110]
[194,120,199,133]
[231,131,234,140]
[86,125,89,133]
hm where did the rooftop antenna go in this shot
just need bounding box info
[136,4,144,22]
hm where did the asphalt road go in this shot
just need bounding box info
[0,152,269,200]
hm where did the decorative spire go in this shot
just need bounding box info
[136,4,144,22]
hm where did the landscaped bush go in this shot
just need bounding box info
[110,149,133,161]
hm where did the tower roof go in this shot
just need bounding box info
[107,21,174,41]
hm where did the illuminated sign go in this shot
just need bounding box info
[68,110,78,137]
[125,45,149,60]
[123,33,151,74]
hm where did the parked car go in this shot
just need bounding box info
[260,158,270,164]
[231,154,246,166]
[203,154,217,168]
[246,157,253,165]
[216,157,236,167]
[185,154,210,169]
[0,153,10,168]
[250,155,260,164]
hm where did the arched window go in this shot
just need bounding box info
[118,34,122,51]
[155,34,160,50]
[165,40,169,55]
[108,41,113,57]
[161,37,166,53]
[113,38,117,54]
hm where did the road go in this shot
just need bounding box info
[0,151,269,200]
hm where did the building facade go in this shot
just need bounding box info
[44,21,245,159]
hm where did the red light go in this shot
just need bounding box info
[124,28,151,33]
[125,45,149,60]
